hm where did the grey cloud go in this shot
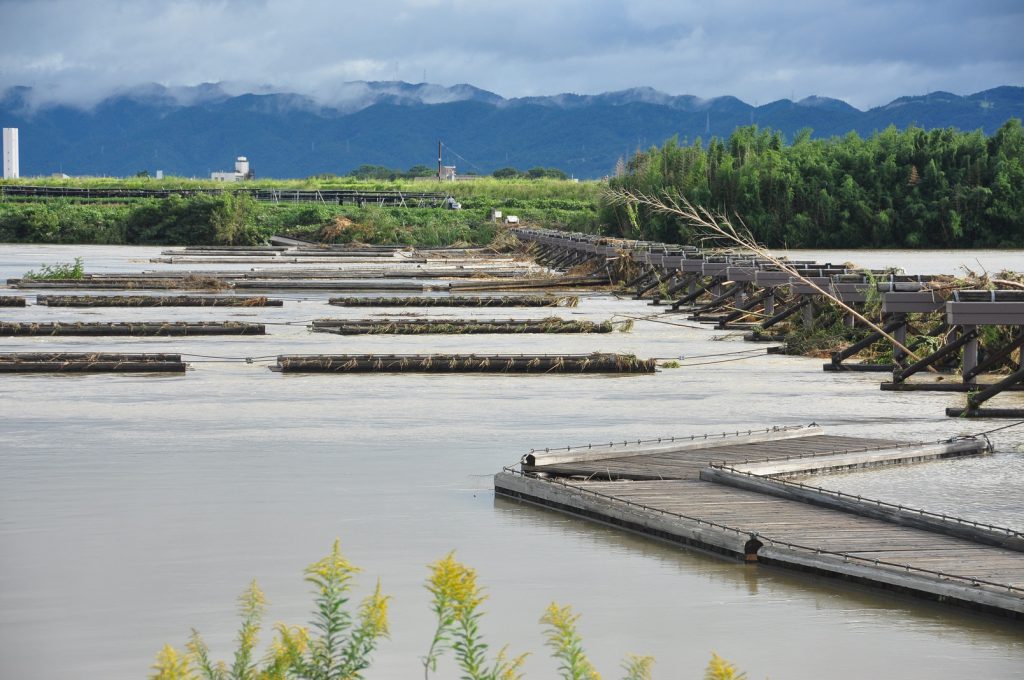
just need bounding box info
[0,0,1020,110]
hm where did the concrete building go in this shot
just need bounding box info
[211,156,254,182]
[3,128,19,179]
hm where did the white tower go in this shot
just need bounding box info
[234,156,249,176]
[2,128,19,179]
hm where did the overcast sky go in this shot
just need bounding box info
[2,0,1022,110]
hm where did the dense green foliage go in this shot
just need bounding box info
[23,256,85,280]
[344,164,436,180]
[0,178,602,246]
[604,120,1024,248]
[492,167,569,180]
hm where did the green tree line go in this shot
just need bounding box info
[603,120,1024,248]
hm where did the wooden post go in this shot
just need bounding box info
[802,301,815,328]
[962,324,978,385]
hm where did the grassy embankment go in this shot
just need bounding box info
[0,176,604,246]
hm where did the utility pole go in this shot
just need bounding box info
[437,140,442,181]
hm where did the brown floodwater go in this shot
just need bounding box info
[1,245,1022,679]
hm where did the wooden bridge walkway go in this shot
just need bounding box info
[496,426,1024,618]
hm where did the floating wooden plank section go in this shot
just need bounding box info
[522,432,899,480]
[165,246,291,253]
[0,352,186,373]
[525,424,824,467]
[160,249,283,256]
[496,427,1024,618]
[232,280,431,291]
[149,256,429,265]
[273,353,656,374]
[327,295,580,308]
[449,275,608,291]
[36,295,283,307]
[0,321,264,336]
[309,317,617,335]
[14,278,188,290]
[0,295,26,307]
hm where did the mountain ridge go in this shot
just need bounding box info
[2,82,1021,178]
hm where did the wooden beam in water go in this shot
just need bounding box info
[37,295,283,307]
[327,295,579,307]
[0,352,186,373]
[272,353,656,374]
[309,317,617,335]
[0,321,265,336]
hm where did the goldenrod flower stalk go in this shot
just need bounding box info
[620,654,654,680]
[186,580,265,680]
[150,644,196,680]
[424,551,525,680]
[261,624,309,680]
[540,603,600,680]
[298,539,390,680]
[232,580,266,680]
[704,652,747,680]
[423,552,462,678]
[336,580,391,678]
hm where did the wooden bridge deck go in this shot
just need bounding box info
[496,427,1024,618]
[577,478,1024,587]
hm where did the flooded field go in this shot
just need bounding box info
[1,244,1023,679]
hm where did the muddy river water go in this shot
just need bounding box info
[1,245,1022,679]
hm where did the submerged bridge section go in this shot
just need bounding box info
[495,425,1024,618]
[515,228,1024,418]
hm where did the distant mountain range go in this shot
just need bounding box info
[2,82,1022,179]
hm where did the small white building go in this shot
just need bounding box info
[211,156,254,182]
[440,165,457,181]
[3,128,19,179]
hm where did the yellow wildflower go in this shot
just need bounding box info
[359,579,391,637]
[704,652,747,680]
[304,539,361,593]
[150,644,195,680]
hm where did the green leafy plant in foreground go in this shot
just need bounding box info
[23,256,85,280]
[152,542,747,680]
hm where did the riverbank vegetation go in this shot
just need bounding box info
[0,177,601,246]
[604,120,1024,248]
[151,541,747,680]
[22,256,85,280]
[3,119,1021,249]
